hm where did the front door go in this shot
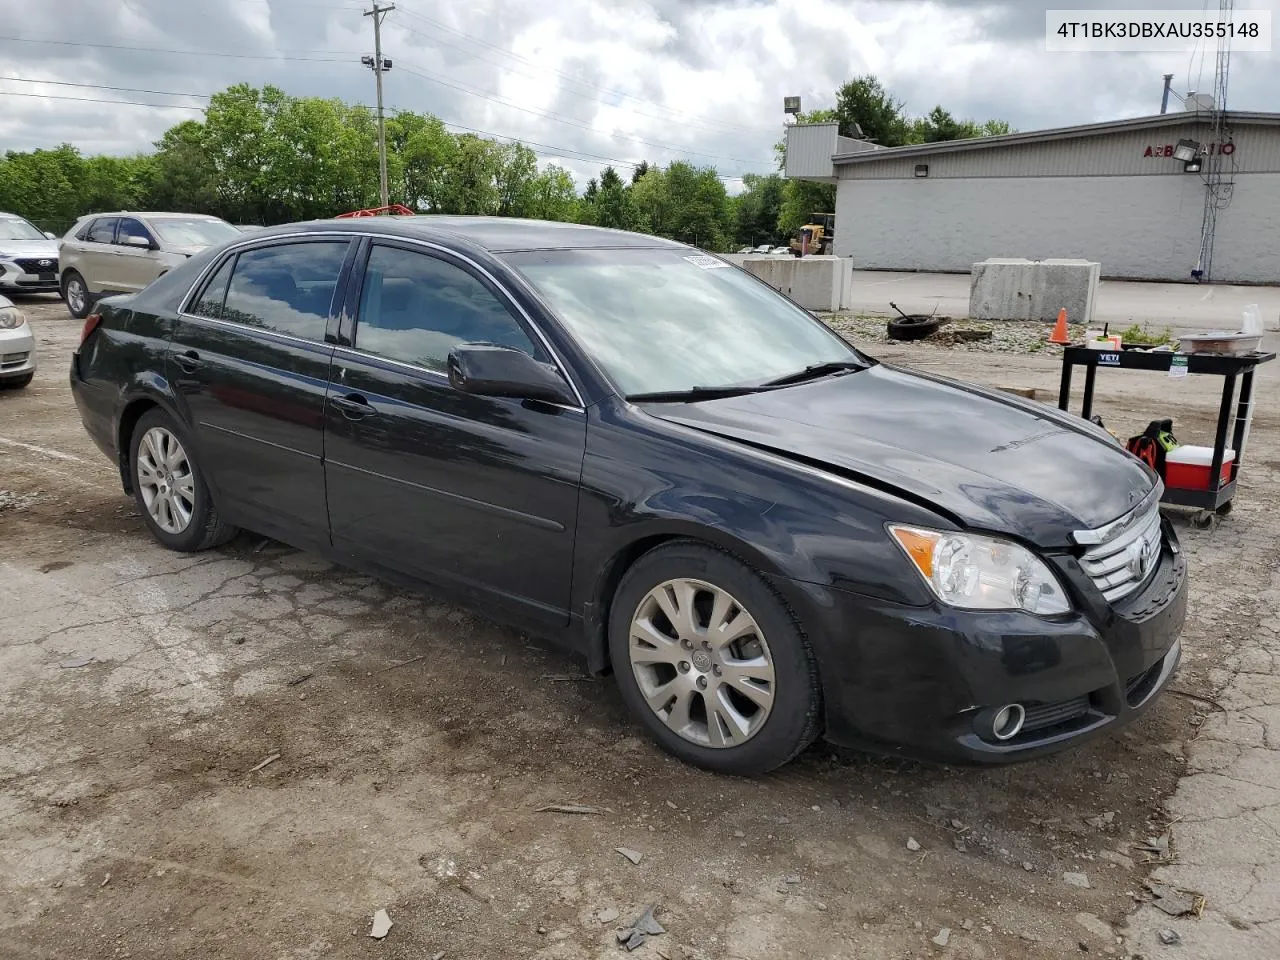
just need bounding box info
[113,216,165,292]
[166,237,353,544]
[323,240,586,626]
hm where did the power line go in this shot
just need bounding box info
[0,90,204,110]
[0,76,211,99]
[0,35,356,61]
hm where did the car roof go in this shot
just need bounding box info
[75,212,227,221]
[248,215,689,254]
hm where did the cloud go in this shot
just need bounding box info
[0,0,1276,188]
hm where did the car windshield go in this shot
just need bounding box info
[149,218,241,248]
[504,248,866,396]
[0,217,47,241]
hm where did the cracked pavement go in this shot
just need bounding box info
[2,296,1279,959]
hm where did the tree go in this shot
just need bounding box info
[593,166,636,230]
[529,165,578,222]
[147,121,216,213]
[630,160,651,184]
[734,173,786,247]
[835,75,908,145]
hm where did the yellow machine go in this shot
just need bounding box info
[789,212,835,256]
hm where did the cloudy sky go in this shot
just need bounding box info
[1,0,1278,188]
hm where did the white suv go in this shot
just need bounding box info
[58,212,242,318]
[0,212,60,296]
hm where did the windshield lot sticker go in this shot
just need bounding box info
[683,254,729,270]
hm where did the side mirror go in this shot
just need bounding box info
[447,344,576,406]
[44,231,56,240]
[122,234,154,249]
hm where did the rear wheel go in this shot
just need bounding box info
[128,408,237,551]
[609,541,822,776]
[62,270,92,320]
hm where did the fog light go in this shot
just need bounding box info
[991,703,1025,741]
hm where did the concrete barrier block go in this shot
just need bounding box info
[739,255,850,312]
[969,258,1099,324]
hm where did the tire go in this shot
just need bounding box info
[62,270,92,320]
[0,372,33,389]
[887,316,946,341]
[608,541,822,776]
[128,408,238,552]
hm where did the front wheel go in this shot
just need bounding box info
[609,541,822,776]
[62,271,92,320]
[128,408,238,551]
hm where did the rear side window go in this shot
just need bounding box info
[221,241,349,341]
[86,218,118,244]
[188,256,236,319]
[354,244,541,372]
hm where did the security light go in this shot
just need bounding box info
[1184,158,1203,173]
[914,164,929,178]
[1172,139,1200,162]
[783,96,801,115]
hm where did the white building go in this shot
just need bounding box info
[783,110,1280,283]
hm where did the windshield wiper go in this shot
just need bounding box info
[759,360,866,388]
[625,384,770,403]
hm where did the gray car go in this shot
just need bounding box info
[58,212,242,319]
[0,294,36,389]
[0,213,60,296]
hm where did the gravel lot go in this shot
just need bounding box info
[3,294,1279,959]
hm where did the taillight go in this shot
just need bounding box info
[80,313,103,345]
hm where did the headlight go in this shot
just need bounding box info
[0,305,27,330]
[888,524,1071,615]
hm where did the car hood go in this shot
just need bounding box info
[640,363,1156,545]
[0,239,59,259]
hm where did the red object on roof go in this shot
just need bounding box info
[335,204,416,218]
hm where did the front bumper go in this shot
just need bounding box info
[0,258,60,293]
[0,324,36,380]
[778,521,1188,764]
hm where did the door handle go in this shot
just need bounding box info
[330,393,378,418]
[174,350,203,372]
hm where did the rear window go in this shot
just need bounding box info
[220,241,349,341]
[86,218,118,244]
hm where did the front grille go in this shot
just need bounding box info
[14,257,57,274]
[1,351,30,368]
[1078,500,1163,603]
[1022,696,1092,734]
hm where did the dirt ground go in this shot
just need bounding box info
[3,295,1278,960]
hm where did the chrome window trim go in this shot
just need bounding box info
[173,309,334,352]
[1070,480,1164,546]
[176,229,587,409]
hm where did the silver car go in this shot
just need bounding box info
[58,212,242,318]
[0,213,60,296]
[0,294,36,389]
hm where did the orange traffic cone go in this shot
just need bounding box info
[1049,307,1071,345]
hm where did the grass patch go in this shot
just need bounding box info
[1117,322,1176,346]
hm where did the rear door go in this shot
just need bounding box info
[79,217,119,293]
[113,216,165,292]
[323,240,587,626]
[166,236,354,545]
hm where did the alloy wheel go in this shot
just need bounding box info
[135,426,196,534]
[628,577,775,748]
[66,277,86,315]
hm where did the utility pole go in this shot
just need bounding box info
[1160,73,1174,114]
[362,2,395,208]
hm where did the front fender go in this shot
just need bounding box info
[572,398,949,671]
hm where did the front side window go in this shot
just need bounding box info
[116,217,153,247]
[354,244,541,372]
[220,241,349,340]
[504,248,866,397]
[85,217,118,244]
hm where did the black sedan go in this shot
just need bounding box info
[70,217,1187,775]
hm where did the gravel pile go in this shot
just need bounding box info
[820,313,1079,355]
